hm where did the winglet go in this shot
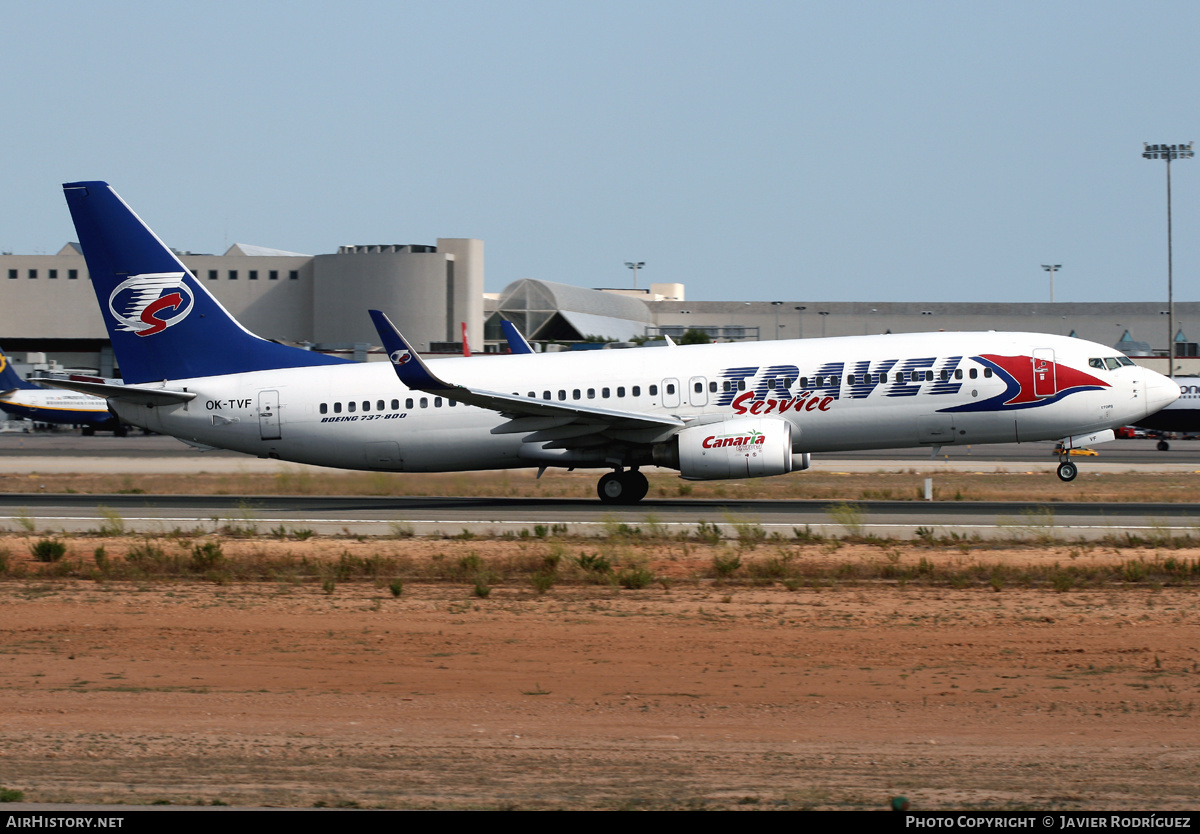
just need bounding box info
[500,320,534,355]
[369,309,455,392]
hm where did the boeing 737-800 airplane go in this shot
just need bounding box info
[50,181,1180,503]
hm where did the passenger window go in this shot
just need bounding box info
[348,402,356,413]
[666,383,675,395]
[543,391,551,400]
[723,381,731,392]
[587,388,595,399]
[954,369,963,380]
[632,386,640,396]
[940,370,949,381]
[406,398,414,409]
[767,378,776,390]
[969,369,977,379]
[362,401,370,411]
[799,377,808,388]
[617,387,625,397]
[880,372,887,383]
[738,380,746,391]
[695,382,703,393]
[334,402,342,413]
[320,403,328,414]
[983,369,993,378]
[435,398,442,407]
[573,389,581,400]
[709,381,717,392]
[378,400,385,410]
[449,399,456,407]
[649,385,658,395]
[558,390,566,401]
[420,398,428,408]
[602,388,610,398]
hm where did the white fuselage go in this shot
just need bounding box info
[106,331,1176,473]
[0,387,113,426]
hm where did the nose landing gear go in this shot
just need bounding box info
[597,469,650,504]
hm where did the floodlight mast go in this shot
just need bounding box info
[1042,264,1061,303]
[1143,142,1194,378]
[624,261,645,290]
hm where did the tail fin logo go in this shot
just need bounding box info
[108,273,195,337]
[389,350,413,366]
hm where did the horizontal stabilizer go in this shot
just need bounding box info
[41,378,196,406]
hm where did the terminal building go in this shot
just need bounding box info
[2,240,1197,379]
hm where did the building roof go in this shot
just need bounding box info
[493,279,654,341]
[224,243,311,257]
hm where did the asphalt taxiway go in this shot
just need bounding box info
[1,432,1197,539]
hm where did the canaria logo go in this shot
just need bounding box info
[107,273,195,337]
[0,354,7,375]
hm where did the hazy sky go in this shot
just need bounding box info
[2,0,1197,303]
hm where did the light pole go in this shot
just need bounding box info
[794,305,806,339]
[1042,264,1061,303]
[1143,142,1194,377]
[818,311,830,338]
[770,301,783,340]
[624,261,644,290]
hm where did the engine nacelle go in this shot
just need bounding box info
[674,417,794,480]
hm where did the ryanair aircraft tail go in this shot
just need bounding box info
[0,347,38,393]
[62,182,347,385]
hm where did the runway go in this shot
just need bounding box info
[2,432,1198,539]
[2,492,1198,541]
[3,431,1200,473]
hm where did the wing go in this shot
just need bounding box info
[369,310,685,449]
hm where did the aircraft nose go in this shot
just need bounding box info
[1145,372,1181,418]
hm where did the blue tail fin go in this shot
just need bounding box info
[62,182,347,385]
[0,348,37,391]
[500,319,534,354]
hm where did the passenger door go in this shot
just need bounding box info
[258,390,281,440]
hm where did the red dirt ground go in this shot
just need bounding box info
[1,537,1198,810]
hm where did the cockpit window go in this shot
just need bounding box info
[1104,357,1122,370]
[1089,358,1105,370]
[1117,356,1135,366]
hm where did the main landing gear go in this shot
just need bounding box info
[597,469,649,504]
[1056,458,1078,482]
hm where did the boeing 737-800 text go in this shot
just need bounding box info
[50,181,1180,502]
